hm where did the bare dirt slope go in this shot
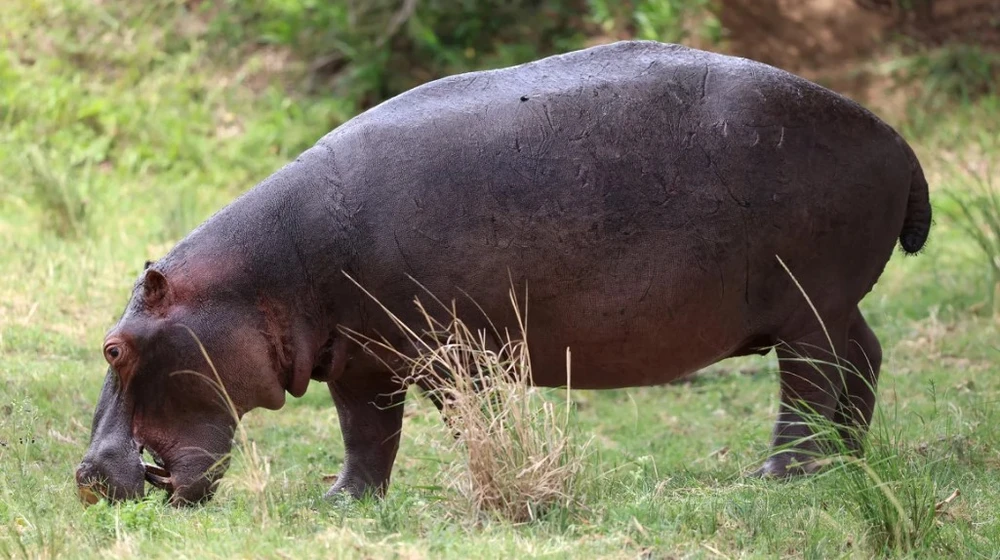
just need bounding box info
[718,0,999,100]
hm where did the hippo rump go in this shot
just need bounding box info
[76,40,931,505]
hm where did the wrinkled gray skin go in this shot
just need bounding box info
[77,41,931,505]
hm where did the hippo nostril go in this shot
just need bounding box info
[75,461,109,490]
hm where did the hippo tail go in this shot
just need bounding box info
[898,139,932,255]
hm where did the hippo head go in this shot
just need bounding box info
[75,263,295,506]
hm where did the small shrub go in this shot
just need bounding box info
[587,0,722,45]
[209,0,591,108]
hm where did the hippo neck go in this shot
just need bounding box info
[176,147,351,295]
[160,146,356,394]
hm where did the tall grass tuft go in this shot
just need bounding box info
[940,146,1000,315]
[832,421,940,555]
[776,256,943,555]
[772,352,943,555]
[345,279,591,524]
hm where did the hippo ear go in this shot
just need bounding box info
[143,260,154,270]
[142,269,170,307]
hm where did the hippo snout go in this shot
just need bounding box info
[75,447,145,504]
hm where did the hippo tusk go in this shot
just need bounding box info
[143,463,174,492]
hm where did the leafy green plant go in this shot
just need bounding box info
[82,494,169,537]
[208,1,590,111]
[587,0,722,45]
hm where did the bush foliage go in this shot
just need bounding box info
[207,0,721,111]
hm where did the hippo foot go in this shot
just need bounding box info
[322,471,388,501]
[750,452,827,479]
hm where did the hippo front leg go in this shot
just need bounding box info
[325,374,405,500]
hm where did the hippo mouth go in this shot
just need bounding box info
[77,481,108,506]
[137,443,174,494]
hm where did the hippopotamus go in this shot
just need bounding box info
[75,40,931,505]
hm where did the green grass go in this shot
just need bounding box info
[3,1,1000,558]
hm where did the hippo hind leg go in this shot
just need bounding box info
[325,373,405,500]
[835,310,882,454]
[755,307,878,477]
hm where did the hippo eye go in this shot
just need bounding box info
[104,343,123,364]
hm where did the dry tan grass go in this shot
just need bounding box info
[345,279,591,523]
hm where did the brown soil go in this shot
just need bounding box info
[719,0,888,76]
[718,0,999,102]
